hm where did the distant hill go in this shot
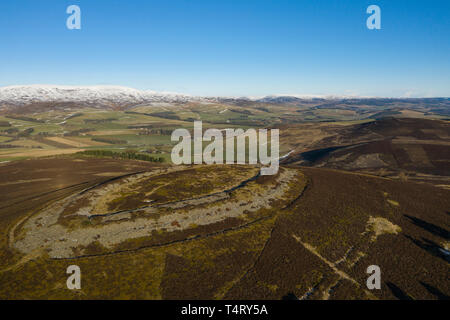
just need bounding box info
[1,85,449,119]
[0,85,194,109]
[286,118,450,183]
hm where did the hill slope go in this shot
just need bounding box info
[286,118,450,184]
[0,159,448,299]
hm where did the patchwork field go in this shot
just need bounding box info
[1,100,449,163]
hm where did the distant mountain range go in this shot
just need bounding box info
[0,85,448,109]
[0,85,195,108]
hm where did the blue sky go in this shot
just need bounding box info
[0,0,449,97]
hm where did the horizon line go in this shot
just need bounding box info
[0,84,449,100]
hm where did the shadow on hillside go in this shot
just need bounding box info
[386,282,413,300]
[419,281,450,300]
[404,235,450,263]
[404,214,449,240]
[282,292,299,300]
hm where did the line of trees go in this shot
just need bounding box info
[5,115,44,123]
[91,137,127,144]
[78,150,164,163]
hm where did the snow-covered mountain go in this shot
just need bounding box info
[0,85,195,108]
[1,85,418,110]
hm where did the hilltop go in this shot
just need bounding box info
[0,159,448,299]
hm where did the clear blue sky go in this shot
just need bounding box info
[0,0,449,97]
